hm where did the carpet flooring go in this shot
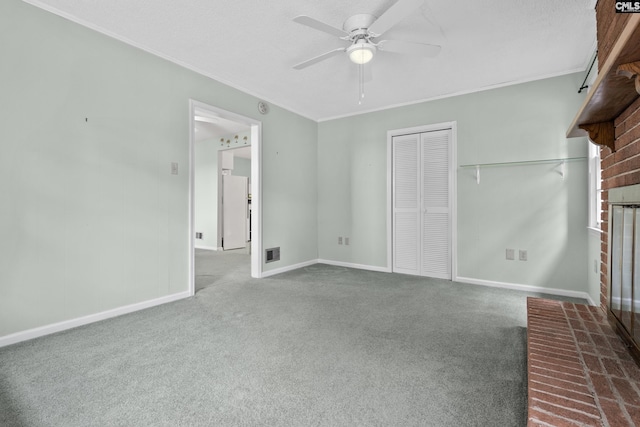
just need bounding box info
[0,252,585,426]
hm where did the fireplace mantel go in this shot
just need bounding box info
[567,14,640,151]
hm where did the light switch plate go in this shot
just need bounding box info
[519,250,527,261]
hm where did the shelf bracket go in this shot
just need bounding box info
[556,160,566,180]
[617,61,640,95]
[579,121,616,152]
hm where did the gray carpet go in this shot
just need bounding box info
[0,253,585,426]
[195,247,250,292]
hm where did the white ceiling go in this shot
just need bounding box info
[194,108,250,142]
[25,0,596,121]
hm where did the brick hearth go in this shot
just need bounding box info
[527,298,640,426]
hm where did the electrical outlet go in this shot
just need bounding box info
[594,259,599,273]
[519,250,527,261]
[338,237,343,245]
[171,162,179,175]
[506,249,515,260]
[345,237,350,245]
[195,232,203,239]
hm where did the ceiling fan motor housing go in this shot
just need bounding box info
[343,14,377,37]
[343,14,378,64]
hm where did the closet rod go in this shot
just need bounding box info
[459,156,587,169]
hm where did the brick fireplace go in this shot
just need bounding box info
[600,97,640,363]
[567,1,640,361]
[601,96,640,313]
[527,298,640,425]
[526,2,640,425]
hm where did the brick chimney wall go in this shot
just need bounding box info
[595,0,640,311]
[600,96,640,310]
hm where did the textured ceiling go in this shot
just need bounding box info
[24,0,596,121]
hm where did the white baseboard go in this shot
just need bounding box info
[260,259,319,278]
[318,259,392,273]
[455,276,597,306]
[195,245,220,251]
[0,291,191,348]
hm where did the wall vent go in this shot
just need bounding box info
[265,247,280,263]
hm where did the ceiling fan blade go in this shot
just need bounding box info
[377,39,441,57]
[293,48,346,70]
[293,15,348,38]
[368,0,424,37]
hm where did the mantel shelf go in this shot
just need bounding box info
[567,14,640,151]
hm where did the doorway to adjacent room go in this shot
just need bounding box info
[189,100,262,295]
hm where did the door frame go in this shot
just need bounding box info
[386,121,458,279]
[188,100,263,296]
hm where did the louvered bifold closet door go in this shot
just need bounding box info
[392,134,421,275]
[421,130,451,279]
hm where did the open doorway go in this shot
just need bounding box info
[188,100,262,295]
[218,146,252,252]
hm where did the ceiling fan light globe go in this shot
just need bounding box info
[348,43,375,64]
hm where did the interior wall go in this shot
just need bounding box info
[233,157,251,178]
[318,73,591,295]
[194,138,221,250]
[0,0,318,338]
[587,229,602,305]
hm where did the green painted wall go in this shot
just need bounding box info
[0,0,594,339]
[318,73,591,294]
[194,138,220,250]
[234,158,252,179]
[587,230,602,305]
[0,0,317,337]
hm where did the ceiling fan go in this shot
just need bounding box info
[292,0,441,71]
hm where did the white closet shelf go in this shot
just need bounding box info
[460,157,586,184]
[459,157,587,169]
